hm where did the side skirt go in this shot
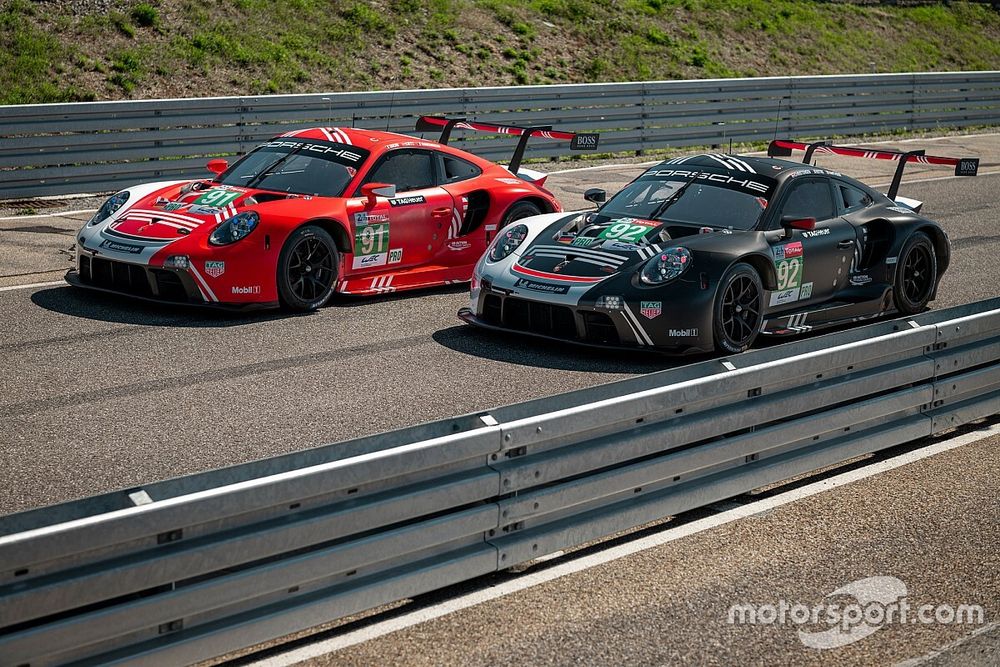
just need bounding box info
[336,264,474,296]
[760,292,897,337]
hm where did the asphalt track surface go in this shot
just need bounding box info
[0,134,997,666]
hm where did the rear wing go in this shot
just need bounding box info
[767,139,979,200]
[415,116,600,175]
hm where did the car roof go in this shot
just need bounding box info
[652,153,824,179]
[269,127,501,166]
[274,126,436,145]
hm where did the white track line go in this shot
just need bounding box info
[0,208,96,221]
[0,280,65,293]
[250,421,1000,667]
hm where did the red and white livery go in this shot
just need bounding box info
[69,117,599,310]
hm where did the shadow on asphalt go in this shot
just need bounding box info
[30,286,297,328]
[431,324,701,374]
[29,283,471,328]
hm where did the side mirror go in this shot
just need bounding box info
[584,188,606,206]
[361,182,396,208]
[780,215,816,232]
[207,159,228,176]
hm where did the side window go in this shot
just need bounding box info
[362,150,436,193]
[779,179,836,222]
[440,154,482,184]
[838,183,874,213]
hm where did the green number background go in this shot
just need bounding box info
[775,258,802,289]
[354,222,389,255]
[598,222,649,242]
[194,189,241,207]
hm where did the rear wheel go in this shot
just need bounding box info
[276,225,339,311]
[499,200,542,229]
[713,263,764,354]
[893,231,937,315]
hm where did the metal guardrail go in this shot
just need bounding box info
[1,297,998,666]
[1,71,998,199]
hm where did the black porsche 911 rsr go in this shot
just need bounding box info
[459,140,978,354]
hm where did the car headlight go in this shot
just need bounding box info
[209,211,259,246]
[640,247,693,285]
[488,224,529,262]
[88,191,130,226]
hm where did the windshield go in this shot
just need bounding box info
[217,139,369,197]
[598,169,777,231]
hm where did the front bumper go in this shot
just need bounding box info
[68,257,277,311]
[460,285,715,354]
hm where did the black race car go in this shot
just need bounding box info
[459,140,979,354]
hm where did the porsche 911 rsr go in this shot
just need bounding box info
[68,117,599,310]
[459,140,978,354]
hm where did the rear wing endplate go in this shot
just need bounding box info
[768,139,979,200]
[416,116,600,174]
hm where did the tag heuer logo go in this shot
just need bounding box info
[640,301,662,319]
[204,261,225,278]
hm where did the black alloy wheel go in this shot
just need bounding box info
[277,224,339,311]
[714,263,764,354]
[894,232,937,315]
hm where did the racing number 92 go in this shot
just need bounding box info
[598,222,652,242]
[775,258,802,290]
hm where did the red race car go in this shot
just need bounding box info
[68,117,599,310]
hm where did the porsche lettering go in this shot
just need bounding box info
[649,169,771,194]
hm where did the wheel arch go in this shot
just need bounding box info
[913,224,950,277]
[509,195,555,216]
[301,217,352,255]
[736,252,778,291]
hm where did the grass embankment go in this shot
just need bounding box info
[1,0,998,104]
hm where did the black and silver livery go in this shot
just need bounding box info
[459,140,978,354]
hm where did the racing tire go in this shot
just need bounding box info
[893,231,937,315]
[276,224,339,311]
[499,200,542,229]
[713,263,764,354]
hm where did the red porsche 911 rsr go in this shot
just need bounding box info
[68,117,598,310]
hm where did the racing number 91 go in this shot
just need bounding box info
[775,258,802,290]
[356,222,389,255]
[194,189,241,208]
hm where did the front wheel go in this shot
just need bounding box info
[276,225,339,311]
[713,263,764,354]
[893,231,937,315]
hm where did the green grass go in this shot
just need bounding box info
[0,0,95,104]
[0,0,997,104]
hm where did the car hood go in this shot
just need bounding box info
[515,213,735,280]
[105,181,304,241]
